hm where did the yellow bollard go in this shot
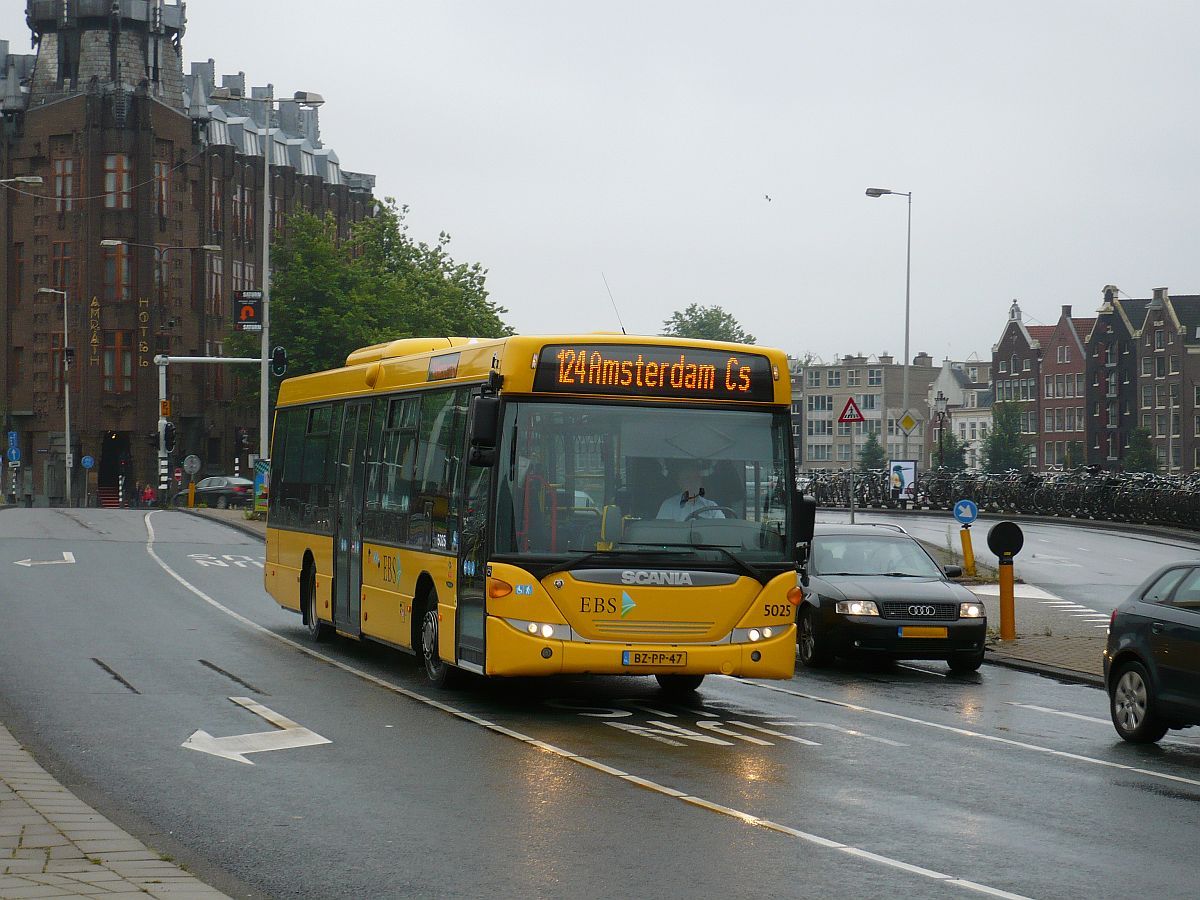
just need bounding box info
[999,560,1016,641]
[960,526,976,577]
[187,482,196,509]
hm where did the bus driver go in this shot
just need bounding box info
[656,460,725,521]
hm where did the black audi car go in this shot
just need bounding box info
[797,523,987,673]
[1104,562,1200,743]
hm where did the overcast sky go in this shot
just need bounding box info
[5,2,1198,364]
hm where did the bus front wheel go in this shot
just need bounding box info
[302,563,330,642]
[420,592,460,687]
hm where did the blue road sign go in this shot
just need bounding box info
[953,499,979,525]
[81,455,95,470]
[6,431,16,450]
[5,446,19,464]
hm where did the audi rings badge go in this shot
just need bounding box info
[908,605,937,617]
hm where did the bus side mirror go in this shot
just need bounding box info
[469,395,500,466]
[793,491,817,582]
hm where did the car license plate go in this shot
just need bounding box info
[899,626,949,638]
[622,650,687,667]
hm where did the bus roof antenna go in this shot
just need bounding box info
[601,272,627,335]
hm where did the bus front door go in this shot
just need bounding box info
[457,397,492,669]
[333,400,372,636]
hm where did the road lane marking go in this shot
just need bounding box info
[14,550,75,567]
[733,678,1200,790]
[897,663,947,678]
[182,697,332,765]
[1006,702,1108,725]
[143,512,1030,900]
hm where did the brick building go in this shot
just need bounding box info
[1038,305,1094,468]
[990,300,1050,468]
[1129,289,1200,472]
[1084,287,1147,468]
[1,1,374,505]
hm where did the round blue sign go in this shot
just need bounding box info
[5,446,19,463]
[953,499,979,525]
[81,455,95,470]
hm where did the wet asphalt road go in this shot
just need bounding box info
[1,508,1198,899]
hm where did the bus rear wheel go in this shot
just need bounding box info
[655,674,704,695]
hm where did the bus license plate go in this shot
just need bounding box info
[622,650,687,667]
[899,626,948,638]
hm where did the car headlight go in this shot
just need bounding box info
[835,600,880,616]
[959,602,984,618]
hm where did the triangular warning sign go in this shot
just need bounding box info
[838,397,866,424]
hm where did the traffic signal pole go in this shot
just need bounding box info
[154,354,265,500]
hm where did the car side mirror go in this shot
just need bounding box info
[943,564,963,579]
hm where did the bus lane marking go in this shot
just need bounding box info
[733,677,1200,789]
[143,513,1032,900]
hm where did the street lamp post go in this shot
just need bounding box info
[38,288,71,506]
[866,187,913,463]
[209,87,324,461]
[934,390,948,469]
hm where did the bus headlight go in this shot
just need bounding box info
[835,600,880,616]
[959,602,984,618]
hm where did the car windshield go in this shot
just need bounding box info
[810,534,943,578]
[493,400,792,565]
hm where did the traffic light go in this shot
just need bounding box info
[271,346,288,377]
[236,427,249,451]
[162,421,177,453]
[146,430,159,448]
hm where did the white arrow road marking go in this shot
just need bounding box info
[182,696,331,765]
[14,551,75,567]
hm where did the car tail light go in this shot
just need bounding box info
[233,485,248,492]
[1110,609,1118,627]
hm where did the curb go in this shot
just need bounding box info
[984,652,1104,687]
[175,507,266,542]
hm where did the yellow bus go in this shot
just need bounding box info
[264,334,814,691]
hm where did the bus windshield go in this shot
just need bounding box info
[493,400,792,567]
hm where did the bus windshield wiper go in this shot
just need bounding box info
[617,542,765,584]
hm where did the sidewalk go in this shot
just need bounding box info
[183,508,1108,687]
[0,724,229,899]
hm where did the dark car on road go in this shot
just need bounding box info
[797,523,987,673]
[1105,563,1200,743]
[173,475,253,509]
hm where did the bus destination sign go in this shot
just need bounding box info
[534,344,774,402]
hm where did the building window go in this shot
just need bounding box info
[867,368,882,386]
[1023,358,1031,371]
[1170,356,1179,374]
[999,360,1008,374]
[53,157,75,212]
[1055,408,1064,432]
[102,244,130,302]
[154,247,170,303]
[808,445,831,462]
[207,255,224,317]
[859,394,877,410]
[272,193,285,233]
[1141,357,1152,376]
[807,395,832,412]
[1141,385,1152,409]
[807,370,821,388]
[231,184,244,239]
[154,160,169,217]
[104,154,131,209]
[1044,375,1053,398]
[11,242,24,302]
[836,443,852,462]
[1154,330,1165,350]
[101,331,133,394]
[836,420,852,436]
[210,175,224,231]
[1044,410,1054,432]
[51,242,72,292]
[847,369,861,387]
[827,369,841,387]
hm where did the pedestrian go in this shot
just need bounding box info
[142,484,157,507]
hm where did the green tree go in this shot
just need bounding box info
[228,200,513,418]
[857,430,886,471]
[981,402,1029,473]
[661,303,755,344]
[934,430,968,471]
[1122,427,1158,473]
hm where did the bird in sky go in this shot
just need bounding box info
[764,194,772,202]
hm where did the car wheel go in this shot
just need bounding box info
[419,592,461,687]
[1110,661,1168,743]
[216,496,229,509]
[797,607,834,668]
[947,650,984,674]
[302,563,331,642]
[655,674,704,695]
